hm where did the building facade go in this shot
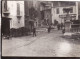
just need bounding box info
[2,1,25,29]
[39,1,52,26]
[2,1,25,37]
[7,1,25,29]
[51,1,78,23]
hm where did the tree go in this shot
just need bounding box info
[29,7,38,19]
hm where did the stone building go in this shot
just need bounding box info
[51,1,78,23]
[7,1,25,29]
[39,1,80,33]
[2,1,25,37]
[2,1,25,28]
[39,1,79,24]
[39,1,52,26]
[2,0,41,37]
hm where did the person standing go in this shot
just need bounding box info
[33,22,37,37]
[61,23,63,30]
[62,26,65,34]
[57,24,60,30]
[33,27,36,37]
[48,25,51,33]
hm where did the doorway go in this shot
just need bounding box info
[2,17,10,36]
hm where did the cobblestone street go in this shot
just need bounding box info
[2,28,80,57]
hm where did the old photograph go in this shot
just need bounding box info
[1,0,80,57]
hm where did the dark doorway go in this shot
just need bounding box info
[41,11,44,20]
[2,17,10,36]
[29,21,34,32]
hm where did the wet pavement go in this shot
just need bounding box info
[2,28,80,57]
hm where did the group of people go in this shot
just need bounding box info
[32,22,65,37]
[32,25,52,37]
[47,23,65,34]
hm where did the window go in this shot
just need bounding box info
[63,7,73,13]
[56,8,59,14]
[63,8,66,13]
[17,3,20,15]
[70,7,73,13]
[4,1,7,11]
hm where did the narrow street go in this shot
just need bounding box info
[2,28,80,57]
